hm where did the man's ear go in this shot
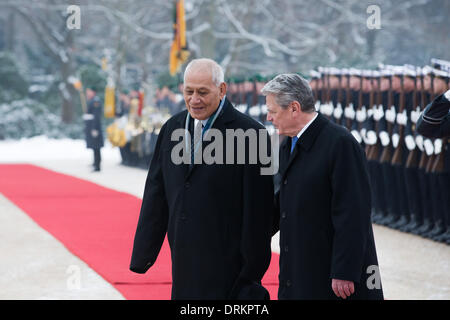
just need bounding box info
[219,82,227,99]
[290,100,301,115]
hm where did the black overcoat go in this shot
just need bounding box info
[84,96,104,149]
[416,92,450,139]
[130,98,274,300]
[274,113,384,300]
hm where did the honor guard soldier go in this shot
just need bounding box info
[83,86,104,172]
[416,64,450,243]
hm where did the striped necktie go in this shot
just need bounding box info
[191,120,204,165]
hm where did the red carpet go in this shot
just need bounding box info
[0,164,279,299]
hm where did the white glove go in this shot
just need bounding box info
[424,139,434,156]
[410,106,421,124]
[434,138,442,154]
[415,135,424,151]
[379,131,390,147]
[345,103,356,119]
[91,129,99,137]
[392,133,399,148]
[360,128,367,141]
[356,106,367,122]
[405,135,416,151]
[333,103,343,119]
[321,102,334,116]
[260,104,268,114]
[385,106,396,123]
[397,109,408,126]
[249,106,261,117]
[365,130,377,145]
[373,105,384,121]
[237,104,247,114]
[314,101,321,111]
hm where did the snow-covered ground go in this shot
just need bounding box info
[0,136,449,299]
[0,136,121,163]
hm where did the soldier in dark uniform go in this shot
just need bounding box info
[402,67,425,234]
[416,71,450,243]
[416,89,450,138]
[83,87,104,172]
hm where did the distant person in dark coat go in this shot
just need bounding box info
[129,58,274,299]
[83,87,104,172]
[263,74,384,300]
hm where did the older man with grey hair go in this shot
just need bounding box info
[263,73,384,300]
[130,58,275,300]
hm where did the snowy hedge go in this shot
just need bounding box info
[0,99,84,140]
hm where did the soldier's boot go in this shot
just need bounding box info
[427,220,446,240]
[391,215,410,230]
[372,208,386,224]
[380,213,400,227]
[415,218,435,236]
[402,215,423,232]
[433,228,450,243]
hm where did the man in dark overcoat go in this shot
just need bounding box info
[129,58,274,299]
[83,87,104,172]
[263,74,384,300]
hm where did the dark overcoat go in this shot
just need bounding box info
[274,113,384,300]
[416,92,450,174]
[416,92,450,139]
[84,96,104,149]
[130,98,274,300]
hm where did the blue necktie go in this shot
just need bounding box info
[291,136,299,154]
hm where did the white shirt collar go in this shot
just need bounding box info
[296,112,318,139]
[194,117,209,129]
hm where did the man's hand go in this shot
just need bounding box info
[332,279,355,299]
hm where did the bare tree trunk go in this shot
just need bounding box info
[6,10,15,52]
[13,5,78,123]
[198,0,216,59]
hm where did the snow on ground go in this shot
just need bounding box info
[0,135,121,162]
[0,136,127,299]
[0,136,449,299]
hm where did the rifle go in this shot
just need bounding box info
[310,70,319,102]
[330,68,342,123]
[405,69,420,169]
[431,73,449,173]
[391,71,406,166]
[380,72,394,164]
[425,71,437,174]
[368,71,382,161]
[323,68,332,120]
[316,71,323,109]
[418,70,430,170]
[357,74,364,132]
[251,77,258,108]
[365,72,375,157]
[327,70,333,120]
[319,67,327,114]
[345,72,352,131]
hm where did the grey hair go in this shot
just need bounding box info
[261,73,315,112]
[184,58,225,87]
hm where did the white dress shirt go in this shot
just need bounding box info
[295,112,319,139]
